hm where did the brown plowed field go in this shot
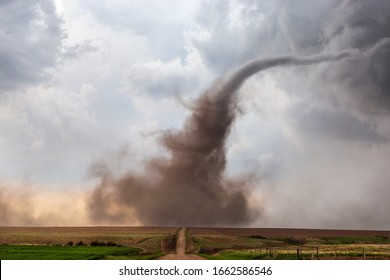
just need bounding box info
[0,226,178,234]
[188,227,390,238]
[0,226,178,247]
[2,226,390,244]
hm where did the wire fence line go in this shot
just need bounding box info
[228,244,390,260]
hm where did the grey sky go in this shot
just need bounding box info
[0,0,389,229]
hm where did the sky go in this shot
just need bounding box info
[1,0,390,229]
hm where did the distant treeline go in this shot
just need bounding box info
[65,240,120,247]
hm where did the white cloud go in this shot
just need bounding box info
[0,85,98,183]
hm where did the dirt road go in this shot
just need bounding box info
[158,228,205,260]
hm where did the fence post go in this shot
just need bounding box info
[363,247,366,260]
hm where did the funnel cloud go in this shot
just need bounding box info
[88,50,360,226]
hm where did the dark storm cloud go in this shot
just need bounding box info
[289,105,387,144]
[0,0,63,91]
[190,0,340,72]
[277,1,390,143]
[191,0,390,123]
[320,0,390,117]
[257,0,390,141]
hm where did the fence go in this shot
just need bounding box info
[231,244,390,260]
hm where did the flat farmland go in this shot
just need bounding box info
[188,227,390,238]
[0,226,178,245]
[2,227,390,260]
[0,226,179,260]
[187,228,390,260]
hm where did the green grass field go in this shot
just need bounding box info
[0,245,143,260]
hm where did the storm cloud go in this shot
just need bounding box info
[1,0,390,229]
[0,0,63,91]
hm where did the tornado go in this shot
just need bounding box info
[88,50,358,227]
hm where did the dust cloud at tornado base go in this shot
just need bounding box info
[87,50,369,227]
